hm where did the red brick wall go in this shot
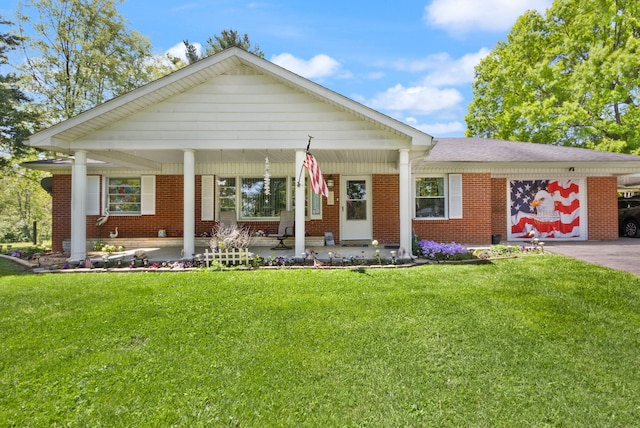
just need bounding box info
[372,174,400,244]
[587,176,618,240]
[50,172,621,251]
[307,175,340,242]
[51,175,71,252]
[81,176,186,241]
[491,178,507,240]
[412,173,493,245]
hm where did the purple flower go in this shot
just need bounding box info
[417,240,469,261]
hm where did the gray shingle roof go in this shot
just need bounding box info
[425,138,640,163]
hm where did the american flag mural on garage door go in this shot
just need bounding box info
[510,179,581,239]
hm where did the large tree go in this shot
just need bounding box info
[183,29,264,64]
[0,16,40,170]
[16,0,175,123]
[465,0,640,154]
[0,163,51,243]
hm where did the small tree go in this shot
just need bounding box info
[205,29,264,58]
[183,29,264,63]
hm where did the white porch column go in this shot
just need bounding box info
[183,149,195,259]
[399,149,412,257]
[70,150,87,261]
[294,150,306,257]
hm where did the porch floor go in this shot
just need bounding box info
[92,243,406,265]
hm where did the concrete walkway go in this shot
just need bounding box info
[544,237,640,276]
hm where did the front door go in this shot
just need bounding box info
[341,176,372,241]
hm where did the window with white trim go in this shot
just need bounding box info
[107,177,141,214]
[217,177,236,214]
[414,175,463,219]
[241,177,288,218]
[291,177,322,220]
[415,177,446,218]
[216,176,319,220]
[106,176,155,215]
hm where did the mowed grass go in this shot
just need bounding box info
[1,255,640,426]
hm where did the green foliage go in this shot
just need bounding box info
[205,28,264,58]
[2,257,640,425]
[0,16,41,170]
[206,259,226,271]
[0,164,51,242]
[182,29,264,64]
[182,38,200,64]
[466,0,640,153]
[16,0,176,123]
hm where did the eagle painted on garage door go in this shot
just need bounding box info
[510,179,581,239]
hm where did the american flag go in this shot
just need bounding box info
[510,179,580,239]
[303,152,328,197]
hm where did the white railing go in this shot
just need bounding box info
[203,248,254,266]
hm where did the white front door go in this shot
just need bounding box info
[341,176,372,241]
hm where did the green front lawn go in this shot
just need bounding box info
[1,255,640,426]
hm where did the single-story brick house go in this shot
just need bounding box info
[25,47,640,260]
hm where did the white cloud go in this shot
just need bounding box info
[392,48,490,86]
[405,117,465,136]
[368,84,463,116]
[424,0,552,34]
[270,53,340,79]
[166,41,202,61]
[425,49,489,86]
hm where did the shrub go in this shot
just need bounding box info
[416,240,470,261]
[210,224,251,250]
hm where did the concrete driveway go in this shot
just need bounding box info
[544,237,640,276]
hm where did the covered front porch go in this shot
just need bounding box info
[26,48,435,261]
[66,237,405,267]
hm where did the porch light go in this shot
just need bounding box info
[326,175,334,188]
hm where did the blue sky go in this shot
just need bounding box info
[7,0,552,137]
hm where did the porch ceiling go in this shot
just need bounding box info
[88,147,401,168]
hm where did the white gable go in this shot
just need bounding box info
[28,48,434,169]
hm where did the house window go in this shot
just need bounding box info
[107,177,141,214]
[218,177,236,214]
[218,176,318,220]
[241,177,288,218]
[415,177,446,218]
[291,177,322,219]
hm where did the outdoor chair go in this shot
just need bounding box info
[269,210,294,250]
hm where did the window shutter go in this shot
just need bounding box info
[201,175,214,221]
[141,175,156,215]
[86,175,100,215]
[448,174,463,219]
